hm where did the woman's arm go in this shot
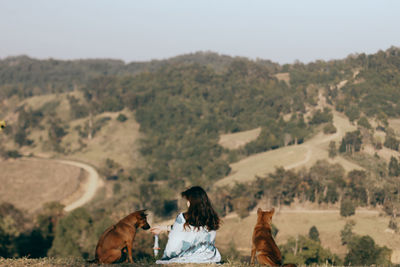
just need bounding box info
[150,225,172,235]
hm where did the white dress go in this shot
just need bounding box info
[156,213,221,264]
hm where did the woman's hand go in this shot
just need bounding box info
[150,225,168,235]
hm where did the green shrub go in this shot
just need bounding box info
[308,226,320,242]
[116,113,128,122]
[345,235,392,265]
[323,122,337,134]
[340,199,356,217]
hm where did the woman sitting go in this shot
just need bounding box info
[150,186,221,264]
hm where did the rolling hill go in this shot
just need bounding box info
[1,48,400,263]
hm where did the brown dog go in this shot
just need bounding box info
[251,208,282,266]
[93,209,150,264]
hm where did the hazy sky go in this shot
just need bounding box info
[1,0,399,64]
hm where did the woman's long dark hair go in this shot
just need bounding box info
[181,186,220,231]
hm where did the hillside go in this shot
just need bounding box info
[217,207,400,264]
[0,158,83,213]
[1,48,400,264]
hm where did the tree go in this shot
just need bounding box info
[14,127,33,147]
[48,119,67,152]
[340,220,355,245]
[308,226,320,242]
[340,130,362,153]
[323,123,337,134]
[309,108,333,125]
[339,138,346,153]
[384,135,399,151]
[345,235,391,266]
[345,105,360,122]
[388,156,400,176]
[48,208,95,259]
[116,113,128,122]
[328,141,337,158]
[280,235,341,265]
[357,116,371,129]
[340,199,355,217]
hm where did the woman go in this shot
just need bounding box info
[151,186,221,264]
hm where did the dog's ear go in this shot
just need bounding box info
[270,207,275,216]
[257,208,262,214]
[138,209,147,216]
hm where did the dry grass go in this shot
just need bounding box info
[216,145,309,186]
[389,118,400,136]
[217,208,400,263]
[0,158,83,213]
[274,72,290,85]
[6,91,143,170]
[19,91,83,122]
[219,128,261,150]
[216,111,361,186]
[62,110,143,170]
[0,257,273,267]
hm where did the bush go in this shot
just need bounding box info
[384,134,399,151]
[116,113,128,122]
[48,208,95,259]
[308,226,320,242]
[328,141,337,158]
[388,217,398,232]
[309,108,333,125]
[323,122,337,134]
[6,150,22,159]
[280,235,341,265]
[344,235,392,265]
[357,116,372,129]
[340,199,355,217]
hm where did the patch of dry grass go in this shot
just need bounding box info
[219,128,261,150]
[62,110,143,170]
[274,72,290,85]
[389,118,400,136]
[216,145,309,186]
[0,158,83,213]
[216,111,362,186]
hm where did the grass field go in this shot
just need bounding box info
[216,111,362,186]
[219,128,261,150]
[0,158,83,213]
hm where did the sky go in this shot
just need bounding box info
[1,0,400,64]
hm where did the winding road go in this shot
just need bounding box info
[56,159,103,212]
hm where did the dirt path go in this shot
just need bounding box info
[56,159,104,212]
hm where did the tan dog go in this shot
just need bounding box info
[251,208,282,266]
[93,210,150,264]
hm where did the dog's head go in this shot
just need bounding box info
[257,207,275,227]
[134,209,151,230]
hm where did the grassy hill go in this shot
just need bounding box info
[0,158,83,213]
[1,48,400,264]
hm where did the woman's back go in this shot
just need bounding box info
[156,213,221,264]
